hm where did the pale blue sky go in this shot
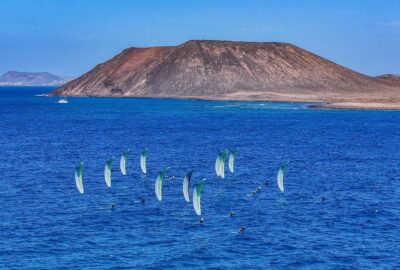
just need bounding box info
[0,0,399,76]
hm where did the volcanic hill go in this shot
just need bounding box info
[53,40,400,108]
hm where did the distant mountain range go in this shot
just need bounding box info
[52,40,400,109]
[0,71,73,86]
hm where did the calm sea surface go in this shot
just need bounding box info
[1,86,399,269]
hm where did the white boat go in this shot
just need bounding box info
[58,96,68,104]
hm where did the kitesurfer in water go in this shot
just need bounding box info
[199,217,204,224]
[229,211,235,217]
[239,226,246,233]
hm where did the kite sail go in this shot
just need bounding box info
[120,149,129,175]
[215,154,221,176]
[75,162,84,193]
[215,150,229,178]
[140,149,148,174]
[219,150,229,178]
[104,157,114,188]
[183,170,194,202]
[228,149,237,173]
[155,168,169,201]
[277,162,289,192]
[192,178,206,216]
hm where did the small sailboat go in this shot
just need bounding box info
[58,96,68,104]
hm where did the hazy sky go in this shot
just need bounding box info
[0,0,399,76]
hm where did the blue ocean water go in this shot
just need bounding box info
[0,86,399,269]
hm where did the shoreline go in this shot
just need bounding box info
[315,102,400,110]
[46,92,400,110]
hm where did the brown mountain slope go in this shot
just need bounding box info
[374,74,400,87]
[53,40,400,108]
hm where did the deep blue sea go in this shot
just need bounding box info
[1,86,400,269]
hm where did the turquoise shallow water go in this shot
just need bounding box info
[1,86,400,269]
